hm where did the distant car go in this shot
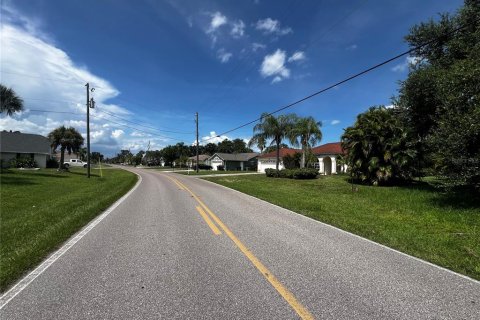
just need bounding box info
[63,159,88,168]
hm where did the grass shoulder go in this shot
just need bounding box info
[203,174,480,280]
[176,170,259,176]
[0,167,137,292]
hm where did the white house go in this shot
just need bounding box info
[207,153,259,171]
[257,142,346,174]
[257,148,300,172]
[0,130,51,168]
[311,142,346,175]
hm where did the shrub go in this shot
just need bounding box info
[265,168,319,179]
[217,165,225,171]
[9,157,37,168]
[46,158,59,168]
[198,164,212,170]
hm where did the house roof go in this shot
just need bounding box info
[209,152,259,161]
[188,154,210,161]
[0,131,51,154]
[311,142,344,155]
[258,148,300,159]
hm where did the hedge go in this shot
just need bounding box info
[265,168,319,179]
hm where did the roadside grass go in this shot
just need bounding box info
[203,174,480,280]
[0,167,137,292]
[176,170,260,176]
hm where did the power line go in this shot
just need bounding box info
[26,109,185,141]
[201,18,478,142]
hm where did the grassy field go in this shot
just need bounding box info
[203,174,480,280]
[0,167,137,292]
[176,170,260,176]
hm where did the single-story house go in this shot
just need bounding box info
[187,154,210,167]
[257,142,347,175]
[207,152,259,171]
[54,151,80,162]
[0,130,51,168]
[311,142,347,175]
[257,148,300,172]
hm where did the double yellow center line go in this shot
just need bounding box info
[164,174,314,320]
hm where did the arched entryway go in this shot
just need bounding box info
[323,156,332,175]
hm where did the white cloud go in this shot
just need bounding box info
[331,120,341,125]
[231,20,245,38]
[217,48,233,63]
[252,42,266,52]
[346,44,358,50]
[385,104,396,109]
[208,11,227,32]
[260,49,290,82]
[199,131,230,145]
[111,129,124,138]
[287,51,306,63]
[391,56,421,72]
[255,18,292,36]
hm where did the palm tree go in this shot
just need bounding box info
[1,84,24,116]
[252,113,297,172]
[48,126,84,170]
[248,134,266,153]
[289,116,322,168]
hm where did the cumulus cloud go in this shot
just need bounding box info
[255,18,292,36]
[0,6,173,156]
[217,48,233,63]
[260,49,290,83]
[391,56,421,72]
[199,131,230,145]
[231,20,245,38]
[331,120,341,125]
[287,51,306,63]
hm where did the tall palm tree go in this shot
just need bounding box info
[48,126,84,170]
[1,84,24,116]
[252,113,297,172]
[247,134,266,153]
[289,116,322,168]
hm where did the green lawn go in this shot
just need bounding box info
[0,167,137,292]
[176,170,260,176]
[203,174,480,280]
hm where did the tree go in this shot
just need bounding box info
[289,116,323,168]
[248,135,266,153]
[0,84,24,116]
[251,113,297,172]
[217,139,234,153]
[341,106,417,185]
[282,153,301,169]
[48,126,85,170]
[396,0,480,189]
[263,143,289,154]
[232,138,252,153]
[91,152,104,163]
[204,143,218,155]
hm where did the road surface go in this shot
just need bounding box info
[1,168,479,319]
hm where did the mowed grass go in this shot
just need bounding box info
[0,167,137,292]
[203,174,480,280]
[176,170,260,176]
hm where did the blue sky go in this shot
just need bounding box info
[0,0,464,156]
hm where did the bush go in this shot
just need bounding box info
[217,165,225,171]
[265,168,319,179]
[198,164,212,170]
[46,158,59,168]
[9,157,37,168]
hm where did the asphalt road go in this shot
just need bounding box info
[1,168,479,319]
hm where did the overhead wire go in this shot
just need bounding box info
[201,17,478,142]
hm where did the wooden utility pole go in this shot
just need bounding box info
[86,83,91,178]
[195,112,199,173]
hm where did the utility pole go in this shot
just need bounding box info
[86,84,95,178]
[195,112,199,173]
[86,83,91,178]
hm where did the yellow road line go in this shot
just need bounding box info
[165,175,185,190]
[195,206,222,235]
[169,175,314,320]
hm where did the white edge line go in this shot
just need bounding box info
[0,173,143,310]
[195,176,480,285]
